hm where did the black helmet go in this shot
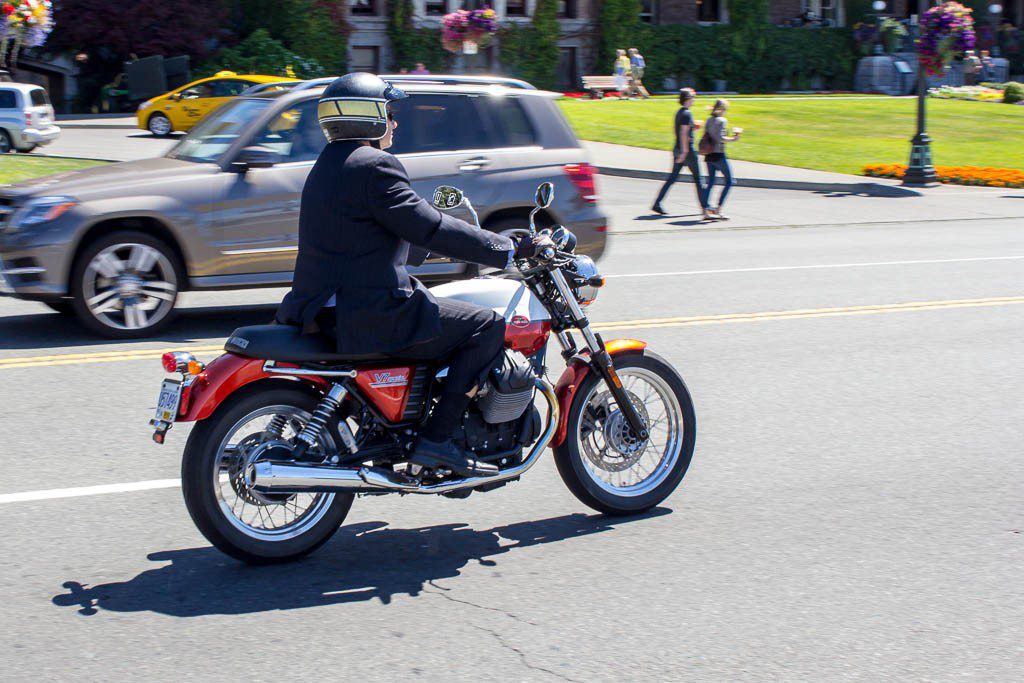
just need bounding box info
[317,72,407,143]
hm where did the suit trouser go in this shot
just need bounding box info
[654,151,707,209]
[317,297,506,439]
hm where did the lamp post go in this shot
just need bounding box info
[903,10,938,187]
[989,3,1003,56]
[872,0,887,54]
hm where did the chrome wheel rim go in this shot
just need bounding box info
[82,242,177,331]
[149,114,171,136]
[576,367,683,497]
[214,405,336,542]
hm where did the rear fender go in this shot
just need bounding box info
[177,353,328,423]
[551,339,647,448]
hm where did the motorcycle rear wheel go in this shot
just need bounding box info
[554,351,696,515]
[182,386,353,564]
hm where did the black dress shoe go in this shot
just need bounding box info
[651,204,667,215]
[411,437,499,477]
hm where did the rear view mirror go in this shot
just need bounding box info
[535,182,554,209]
[231,146,280,173]
[432,185,465,210]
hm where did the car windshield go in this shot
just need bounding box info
[166,98,271,163]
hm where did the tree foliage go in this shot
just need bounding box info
[387,0,453,72]
[498,0,561,89]
[598,0,641,72]
[198,28,326,78]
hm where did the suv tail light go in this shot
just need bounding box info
[24,111,33,126]
[563,163,598,203]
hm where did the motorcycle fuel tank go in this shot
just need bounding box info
[430,277,551,356]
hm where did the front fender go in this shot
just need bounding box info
[550,339,647,448]
[177,353,328,423]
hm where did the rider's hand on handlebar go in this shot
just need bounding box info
[513,234,556,261]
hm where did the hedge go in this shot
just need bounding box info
[636,25,858,92]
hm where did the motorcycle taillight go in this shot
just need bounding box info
[563,163,598,203]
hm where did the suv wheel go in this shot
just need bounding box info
[0,130,11,154]
[148,113,172,137]
[70,231,181,339]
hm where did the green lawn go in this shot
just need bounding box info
[0,157,106,184]
[559,97,1024,174]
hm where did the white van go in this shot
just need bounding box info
[0,82,61,153]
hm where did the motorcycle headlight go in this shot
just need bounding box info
[572,255,603,306]
[9,196,78,231]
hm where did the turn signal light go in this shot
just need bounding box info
[187,360,206,375]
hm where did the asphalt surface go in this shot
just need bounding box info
[2,175,1023,680]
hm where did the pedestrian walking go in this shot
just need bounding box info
[412,62,430,75]
[628,48,649,99]
[962,50,981,86]
[651,88,712,219]
[700,99,741,220]
[613,49,630,99]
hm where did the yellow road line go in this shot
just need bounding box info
[1,295,1022,371]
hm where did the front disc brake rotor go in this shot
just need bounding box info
[583,390,650,472]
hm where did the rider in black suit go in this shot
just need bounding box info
[277,73,547,477]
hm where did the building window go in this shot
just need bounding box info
[801,0,840,26]
[558,0,577,18]
[697,0,722,22]
[350,0,375,16]
[350,46,381,73]
[639,0,657,23]
[506,0,526,16]
[425,0,446,15]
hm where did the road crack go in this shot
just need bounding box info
[473,625,582,683]
[424,580,538,626]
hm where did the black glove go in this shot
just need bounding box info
[514,234,555,260]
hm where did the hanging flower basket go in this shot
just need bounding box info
[0,0,54,68]
[441,7,497,54]
[916,1,976,76]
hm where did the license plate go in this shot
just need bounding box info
[153,379,182,423]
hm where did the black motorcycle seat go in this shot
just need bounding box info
[224,325,390,364]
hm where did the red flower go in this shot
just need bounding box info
[2,4,15,15]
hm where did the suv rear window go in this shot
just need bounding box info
[482,97,537,147]
[29,89,49,107]
[388,94,490,155]
[0,90,16,108]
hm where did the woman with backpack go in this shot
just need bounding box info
[699,99,742,220]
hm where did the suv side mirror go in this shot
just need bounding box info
[535,182,554,209]
[231,146,280,173]
[432,185,465,210]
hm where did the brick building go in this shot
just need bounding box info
[347,0,1016,89]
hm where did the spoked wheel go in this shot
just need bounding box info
[70,231,180,338]
[554,351,696,515]
[182,387,353,564]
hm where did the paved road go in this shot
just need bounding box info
[2,176,1023,680]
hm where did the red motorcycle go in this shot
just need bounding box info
[151,183,696,563]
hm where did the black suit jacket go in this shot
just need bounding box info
[276,141,514,355]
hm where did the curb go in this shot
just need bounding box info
[26,153,120,163]
[56,123,137,129]
[596,166,920,197]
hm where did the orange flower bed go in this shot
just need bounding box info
[863,163,1024,188]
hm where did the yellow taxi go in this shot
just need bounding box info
[136,71,298,136]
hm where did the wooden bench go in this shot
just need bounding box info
[581,75,621,99]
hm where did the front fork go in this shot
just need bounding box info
[549,270,650,441]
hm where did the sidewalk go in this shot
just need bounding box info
[55,115,136,129]
[585,141,919,196]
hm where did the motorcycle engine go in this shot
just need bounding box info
[454,350,539,459]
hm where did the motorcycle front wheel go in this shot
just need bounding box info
[181,386,353,564]
[554,351,696,515]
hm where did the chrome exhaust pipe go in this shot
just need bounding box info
[250,379,558,495]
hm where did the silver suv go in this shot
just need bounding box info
[0,82,606,338]
[0,82,60,154]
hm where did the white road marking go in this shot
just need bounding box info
[0,479,180,504]
[606,255,1024,279]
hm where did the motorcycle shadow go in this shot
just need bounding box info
[53,508,670,618]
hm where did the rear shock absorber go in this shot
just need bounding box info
[291,383,348,460]
[265,413,290,439]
